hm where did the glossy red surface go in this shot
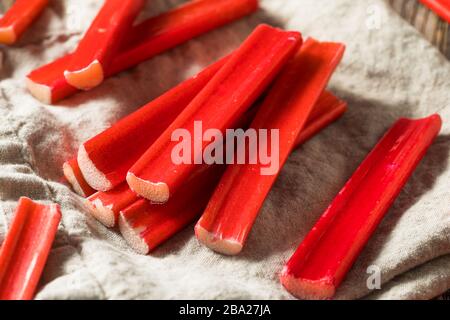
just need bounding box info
[78,58,226,192]
[0,198,61,300]
[119,92,346,254]
[195,39,345,255]
[64,0,143,89]
[420,0,450,23]
[127,24,302,203]
[281,115,442,300]
[0,0,48,44]
[26,0,258,103]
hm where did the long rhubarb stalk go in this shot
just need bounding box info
[0,0,48,45]
[63,158,96,197]
[26,0,259,104]
[64,0,144,90]
[78,57,227,192]
[280,115,442,300]
[87,92,347,229]
[118,94,346,254]
[0,197,61,300]
[420,0,450,23]
[127,24,302,203]
[195,38,345,255]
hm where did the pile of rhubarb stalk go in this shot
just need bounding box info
[0,0,443,300]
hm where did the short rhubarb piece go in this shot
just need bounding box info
[78,57,226,192]
[26,54,77,105]
[195,38,345,255]
[0,197,61,300]
[26,0,258,104]
[280,115,442,300]
[420,0,450,23]
[0,0,48,45]
[63,158,96,197]
[85,183,138,228]
[118,93,347,254]
[127,24,302,203]
[63,0,144,90]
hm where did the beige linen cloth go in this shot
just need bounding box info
[0,0,449,300]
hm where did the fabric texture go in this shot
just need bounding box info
[0,0,449,300]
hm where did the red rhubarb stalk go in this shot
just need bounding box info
[26,0,259,104]
[113,0,259,73]
[64,0,144,90]
[86,183,138,228]
[280,115,442,300]
[118,93,346,254]
[294,91,347,146]
[195,38,345,255]
[120,165,225,254]
[78,54,345,193]
[86,91,346,229]
[420,0,450,23]
[78,57,226,192]
[0,0,48,45]
[63,158,96,197]
[127,24,302,203]
[0,197,61,300]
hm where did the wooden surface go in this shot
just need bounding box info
[390,0,450,59]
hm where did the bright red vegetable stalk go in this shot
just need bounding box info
[78,54,346,194]
[25,0,259,104]
[127,24,302,203]
[64,0,144,90]
[118,93,347,254]
[294,91,347,146]
[78,57,227,192]
[195,38,345,255]
[0,0,48,45]
[86,183,137,228]
[63,158,96,197]
[280,114,442,300]
[120,164,225,254]
[86,91,346,229]
[0,197,61,300]
[420,0,450,23]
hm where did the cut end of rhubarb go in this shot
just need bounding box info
[25,76,53,105]
[118,213,149,255]
[194,224,243,256]
[64,60,105,90]
[280,268,336,300]
[126,172,169,203]
[0,26,17,45]
[63,161,88,197]
[78,144,112,192]
[84,197,116,228]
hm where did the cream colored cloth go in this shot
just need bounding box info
[0,0,449,300]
